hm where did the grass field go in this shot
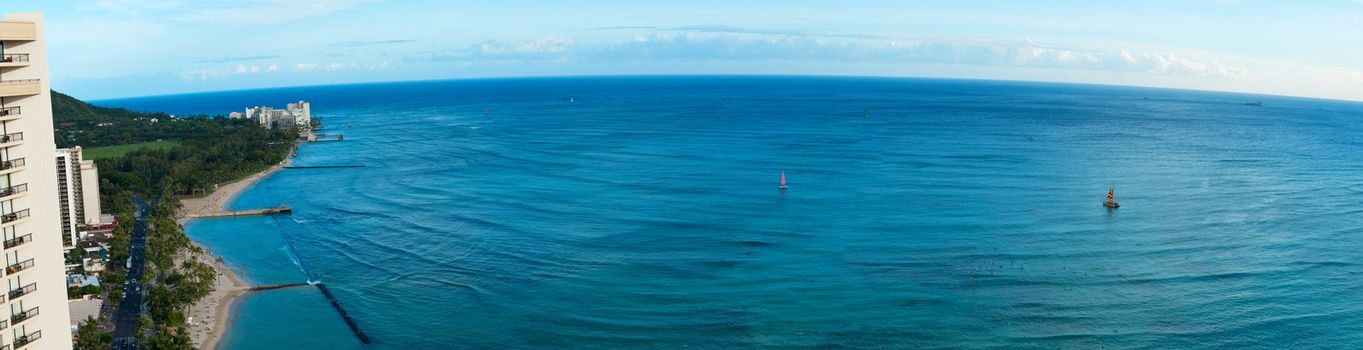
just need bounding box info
[83,140,182,160]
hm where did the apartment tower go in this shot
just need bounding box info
[55,147,85,249]
[0,12,76,350]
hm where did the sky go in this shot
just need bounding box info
[5,0,1363,101]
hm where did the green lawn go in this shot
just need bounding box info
[83,140,182,160]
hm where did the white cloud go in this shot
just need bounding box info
[180,63,277,81]
[409,33,1253,79]
[1119,49,1138,63]
[476,37,576,58]
[1143,53,1249,78]
[292,61,392,72]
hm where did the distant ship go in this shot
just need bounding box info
[1246,100,1263,106]
[779,171,788,190]
[1104,182,1119,208]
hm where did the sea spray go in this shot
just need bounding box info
[270,215,315,283]
[264,213,372,344]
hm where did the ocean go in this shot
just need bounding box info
[101,76,1363,349]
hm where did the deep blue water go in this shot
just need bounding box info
[103,76,1363,349]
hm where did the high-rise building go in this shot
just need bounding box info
[0,12,76,350]
[244,101,311,129]
[55,147,85,249]
[79,159,99,227]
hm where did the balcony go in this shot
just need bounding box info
[0,20,37,41]
[0,53,27,68]
[0,80,40,98]
[0,158,24,174]
[4,258,32,274]
[0,106,17,121]
[0,183,25,199]
[13,330,38,348]
[0,209,29,225]
[9,307,36,326]
[0,318,7,330]
[2,233,29,249]
[0,132,20,146]
[6,283,33,300]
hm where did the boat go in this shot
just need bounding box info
[779,171,788,190]
[1103,182,1119,208]
[1246,100,1263,106]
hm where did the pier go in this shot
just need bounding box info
[187,205,291,219]
[249,282,310,291]
[317,283,372,344]
[312,133,344,142]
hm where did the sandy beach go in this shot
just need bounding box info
[176,155,292,350]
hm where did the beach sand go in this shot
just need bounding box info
[177,155,292,350]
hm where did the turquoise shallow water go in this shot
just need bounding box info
[106,77,1363,349]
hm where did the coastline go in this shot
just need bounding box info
[176,154,293,350]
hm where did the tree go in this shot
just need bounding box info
[144,326,194,350]
[74,316,113,350]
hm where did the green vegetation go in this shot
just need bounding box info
[68,285,103,299]
[55,91,170,148]
[98,121,293,196]
[74,316,113,350]
[83,140,182,160]
[58,90,295,349]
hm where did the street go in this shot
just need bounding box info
[112,199,151,349]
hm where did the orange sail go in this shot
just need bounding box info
[1104,182,1119,208]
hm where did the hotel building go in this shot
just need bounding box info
[56,147,98,249]
[239,100,312,129]
[0,12,77,350]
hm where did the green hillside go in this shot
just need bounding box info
[52,90,184,148]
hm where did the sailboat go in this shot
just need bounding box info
[779,171,788,190]
[1103,182,1119,208]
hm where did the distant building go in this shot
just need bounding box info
[67,297,102,335]
[74,240,105,273]
[65,274,97,288]
[80,158,100,226]
[56,146,90,249]
[243,100,311,129]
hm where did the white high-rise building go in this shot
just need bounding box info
[55,147,86,249]
[243,101,311,129]
[79,159,99,227]
[0,12,76,350]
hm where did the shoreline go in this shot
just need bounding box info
[177,153,293,350]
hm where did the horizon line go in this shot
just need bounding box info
[84,73,1363,106]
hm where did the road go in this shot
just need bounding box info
[112,199,151,349]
